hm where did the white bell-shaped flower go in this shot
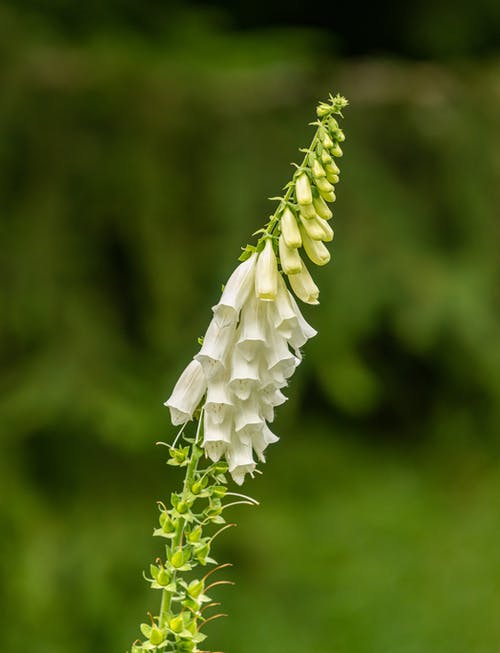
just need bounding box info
[227,434,256,485]
[265,327,298,384]
[195,318,236,379]
[203,411,232,462]
[287,291,318,349]
[249,423,280,462]
[212,253,257,327]
[164,359,207,425]
[271,275,300,338]
[234,393,264,438]
[236,292,269,361]
[229,347,260,401]
[205,369,233,425]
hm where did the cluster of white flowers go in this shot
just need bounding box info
[164,250,317,484]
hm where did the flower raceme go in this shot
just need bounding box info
[165,93,347,484]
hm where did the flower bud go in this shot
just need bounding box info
[150,626,165,645]
[255,238,278,301]
[328,117,339,131]
[320,190,336,202]
[280,207,302,248]
[287,263,320,305]
[301,229,331,266]
[171,548,185,569]
[187,579,204,599]
[321,133,334,149]
[315,177,334,196]
[187,525,202,543]
[326,171,339,185]
[157,567,170,586]
[317,217,334,242]
[169,615,184,634]
[300,215,327,241]
[316,102,331,117]
[334,129,345,142]
[299,202,317,219]
[326,160,340,175]
[330,143,343,157]
[311,158,326,179]
[279,234,302,275]
[320,149,333,166]
[295,173,313,206]
[313,196,333,220]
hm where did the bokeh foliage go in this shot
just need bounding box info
[1,4,500,653]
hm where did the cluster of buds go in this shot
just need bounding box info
[165,94,346,485]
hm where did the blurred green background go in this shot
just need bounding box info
[1,1,500,652]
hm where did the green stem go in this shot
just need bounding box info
[159,414,203,627]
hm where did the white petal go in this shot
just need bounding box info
[203,412,232,462]
[229,347,260,400]
[205,370,233,424]
[271,275,299,338]
[164,359,207,425]
[212,253,258,327]
[255,239,278,301]
[226,434,256,485]
[265,327,298,381]
[194,318,236,379]
[236,292,268,360]
[250,423,280,462]
[287,290,318,349]
[234,394,264,436]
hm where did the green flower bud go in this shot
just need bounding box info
[326,172,339,185]
[311,159,326,179]
[169,615,184,634]
[279,234,303,275]
[191,480,202,495]
[321,133,334,149]
[171,548,185,569]
[317,217,334,242]
[194,543,210,563]
[157,567,170,586]
[280,207,302,249]
[149,626,165,646]
[315,177,334,196]
[212,485,227,498]
[176,500,189,514]
[321,190,336,202]
[334,129,345,142]
[187,525,202,544]
[316,103,331,117]
[313,196,333,220]
[325,160,340,175]
[187,579,204,598]
[320,149,333,166]
[159,512,176,534]
[301,228,331,266]
[330,143,343,157]
[328,117,339,131]
[299,202,317,219]
[295,173,313,206]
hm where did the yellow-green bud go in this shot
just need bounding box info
[187,525,202,543]
[157,567,170,586]
[330,143,343,157]
[325,160,340,175]
[321,133,334,149]
[299,202,317,219]
[171,549,185,568]
[279,234,303,275]
[320,149,333,166]
[313,196,333,220]
[301,229,331,266]
[328,117,339,131]
[315,177,334,196]
[149,626,165,646]
[287,262,320,305]
[334,129,345,142]
[187,579,204,598]
[169,615,184,634]
[311,159,326,179]
[316,103,331,117]
[300,215,327,241]
[212,485,227,497]
[176,500,189,514]
[317,217,334,242]
[321,190,336,202]
[326,172,340,185]
[191,480,202,495]
[295,173,313,206]
[280,208,302,249]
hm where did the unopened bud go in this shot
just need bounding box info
[287,262,320,305]
[279,234,303,275]
[191,480,202,495]
[212,485,227,498]
[313,196,333,220]
[187,579,204,598]
[300,215,327,241]
[169,615,184,634]
[299,202,317,219]
[301,229,331,266]
[321,133,334,149]
[149,626,165,646]
[315,177,334,196]
[317,217,334,242]
[187,525,202,543]
[320,149,333,166]
[255,238,278,301]
[311,159,326,179]
[157,567,170,586]
[295,173,313,206]
[171,549,185,568]
[330,143,343,157]
[280,207,302,249]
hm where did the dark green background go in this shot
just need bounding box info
[1,2,499,652]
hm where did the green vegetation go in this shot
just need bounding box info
[0,5,499,653]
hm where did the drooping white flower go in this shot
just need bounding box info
[212,253,257,327]
[233,394,264,439]
[287,291,318,348]
[164,359,207,425]
[271,275,300,338]
[194,317,236,379]
[226,434,256,485]
[205,369,233,424]
[236,291,268,361]
[249,424,279,462]
[255,239,278,301]
[229,347,260,401]
[203,411,232,462]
